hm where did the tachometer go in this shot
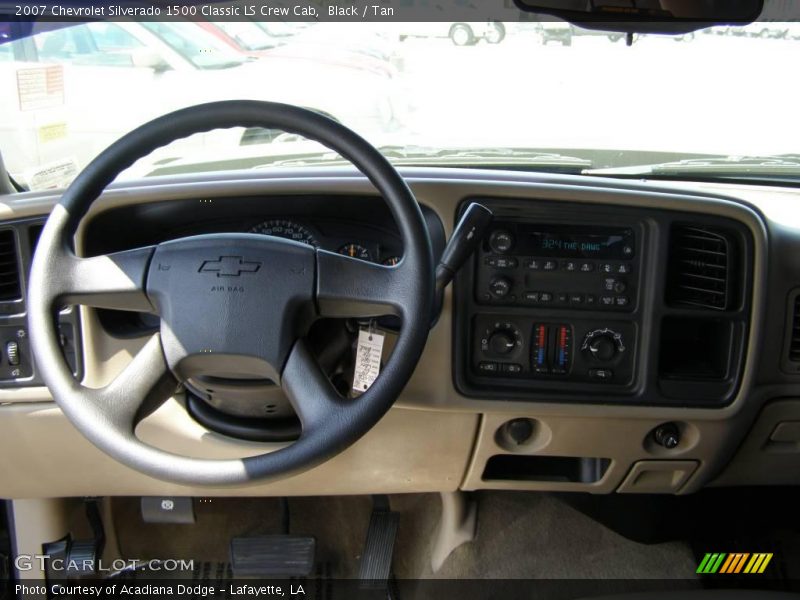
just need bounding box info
[249,220,318,247]
[338,243,371,261]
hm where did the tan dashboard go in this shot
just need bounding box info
[1,167,799,499]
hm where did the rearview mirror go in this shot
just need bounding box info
[514,0,764,34]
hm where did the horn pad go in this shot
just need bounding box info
[147,234,316,383]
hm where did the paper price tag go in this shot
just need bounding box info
[352,328,385,394]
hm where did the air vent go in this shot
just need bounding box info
[667,225,735,310]
[789,293,800,364]
[0,229,21,303]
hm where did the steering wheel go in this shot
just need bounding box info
[28,101,434,486]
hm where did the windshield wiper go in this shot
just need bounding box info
[583,154,800,179]
[261,145,593,172]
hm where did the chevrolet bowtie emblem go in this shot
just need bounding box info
[199,256,261,277]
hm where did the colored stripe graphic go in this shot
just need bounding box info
[719,554,735,573]
[697,553,726,574]
[696,554,713,574]
[732,553,750,573]
[698,552,773,574]
[744,553,773,574]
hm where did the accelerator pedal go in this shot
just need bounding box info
[230,535,315,577]
[357,496,399,585]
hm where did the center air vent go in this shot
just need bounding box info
[0,229,21,303]
[667,225,735,310]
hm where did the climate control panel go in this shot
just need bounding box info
[473,316,636,386]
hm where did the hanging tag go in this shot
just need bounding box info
[352,326,385,394]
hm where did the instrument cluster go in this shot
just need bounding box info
[248,218,402,265]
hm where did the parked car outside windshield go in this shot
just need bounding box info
[0,20,402,188]
[0,20,799,189]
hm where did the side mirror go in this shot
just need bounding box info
[130,48,170,72]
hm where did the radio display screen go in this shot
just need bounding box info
[525,225,634,259]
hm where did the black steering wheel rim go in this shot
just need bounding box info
[28,100,434,486]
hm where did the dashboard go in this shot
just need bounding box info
[0,167,798,500]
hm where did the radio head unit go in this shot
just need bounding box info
[477,222,639,312]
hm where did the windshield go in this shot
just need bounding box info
[1,19,800,189]
[210,20,277,51]
[140,21,247,69]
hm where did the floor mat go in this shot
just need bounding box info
[112,492,699,581]
[394,492,699,580]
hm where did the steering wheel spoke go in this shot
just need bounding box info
[90,333,176,431]
[281,338,343,433]
[316,249,410,319]
[55,246,156,312]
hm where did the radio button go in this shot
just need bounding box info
[617,263,632,274]
[495,257,518,269]
[489,277,512,298]
[600,263,614,274]
[580,262,595,273]
[600,295,615,306]
[525,291,540,303]
[501,363,523,374]
[569,294,584,304]
[540,292,553,303]
[543,260,558,271]
[526,259,541,270]
[615,296,630,307]
[489,230,515,254]
[585,294,596,305]
[564,261,578,272]
[557,292,568,304]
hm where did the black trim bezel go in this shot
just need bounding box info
[452,196,754,408]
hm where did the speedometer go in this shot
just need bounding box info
[248,220,318,247]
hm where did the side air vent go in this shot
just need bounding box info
[789,293,800,364]
[0,229,21,303]
[667,225,736,310]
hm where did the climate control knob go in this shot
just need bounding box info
[489,276,512,298]
[480,322,523,357]
[489,332,516,355]
[582,328,625,363]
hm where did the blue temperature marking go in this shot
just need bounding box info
[537,348,545,365]
[559,348,565,366]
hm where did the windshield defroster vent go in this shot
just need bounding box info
[0,229,21,303]
[667,225,736,310]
